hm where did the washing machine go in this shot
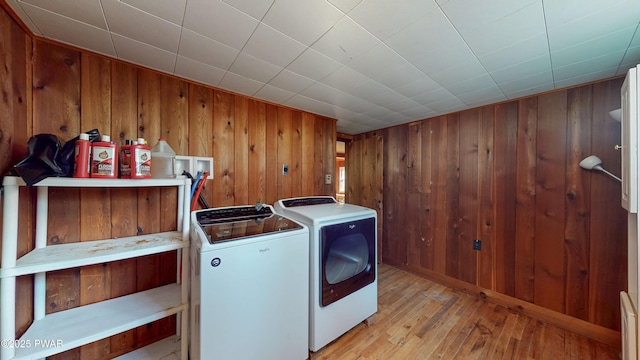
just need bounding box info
[273,196,377,352]
[190,204,309,360]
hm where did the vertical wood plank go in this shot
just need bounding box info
[431,117,448,274]
[213,90,235,206]
[534,91,568,313]
[322,118,336,196]
[188,84,214,205]
[290,110,303,197]
[493,102,518,296]
[564,86,592,321]
[248,99,267,204]
[477,106,494,289]
[313,116,325,195]
[234,96,249,205]
[445,114,461,279]
[458,110,479,284]
[0,7,33,341]
[407,122,422,193]
[589,79,627,330]
[301,113,316,196]
[264,104,279,204]
[277,107,293,200]
[514,98,538,302]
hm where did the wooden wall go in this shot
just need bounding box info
[0,6,336,359]
[355,79,628,333]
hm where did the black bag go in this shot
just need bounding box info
[13,129,101,185]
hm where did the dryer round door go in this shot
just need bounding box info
[320,216,375,306]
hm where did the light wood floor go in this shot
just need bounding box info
[311,264,620,360]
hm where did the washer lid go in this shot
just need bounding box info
[195,205,303,244]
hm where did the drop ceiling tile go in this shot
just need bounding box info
[222,0,274,20]
[411,87,456,105]
[384,97,424,113]
[242,23,307,68]
[428,59,488,89]
[178,29,239,70]
[620,43,640,74]
[385,9,476,75]
[120,0,187,25]
[370,65,427,91]
[348,0,439,40]
[19,0,106,29]
[326,0,362,13]
[253,84,295,104]
[393,75,442,98]
[300,82,351,105]
[497,69,553,95]
[478,33,549,73]
[286,48,342,81]
[447,1,546,58]
[444,73,499,97]
[174,55,226,87]
[552,53,623,82]
[102,0,181,52]
[219,72,265,96]
[349,79,394,101]
[229,52,282,83]
[543,0,638,30]
[364,87,408,108]
[112,33,176,73]
[183,0,258,50]
[506,83,554,100]
[424,97,466,113]
[262,0,344,46]
[545,0,640,50]
[456,86,506,106]
[550,27,636,68]
[285,94,335,117]
[6,0,41,35]
[267,69,315,94]
[311,17,380,64]
[554,66,620,89]
[399,105,436,119]
[347,43,409,78]
[18,2,115,57]
[489,55,551,85]
[319,66,370,93]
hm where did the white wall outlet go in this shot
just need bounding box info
[283,164,289,175]
[325,174,332,184]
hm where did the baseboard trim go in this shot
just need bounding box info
[383,259,621,350]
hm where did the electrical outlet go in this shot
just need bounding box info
[473,239,482,251]
[282,164,288,175]
[325,174,332,184]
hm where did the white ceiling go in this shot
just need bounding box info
[6,0,640,134]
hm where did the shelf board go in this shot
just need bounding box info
[0,232,186,278]
[2,175,187,188]
[12,283,186,360]
[113,335,182,360]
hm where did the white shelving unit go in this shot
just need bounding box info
[1,176,191,360]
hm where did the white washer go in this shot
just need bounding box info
[274,196,377,352]
[190,205,309,360]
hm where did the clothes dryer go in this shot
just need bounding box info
[274,196,377,351]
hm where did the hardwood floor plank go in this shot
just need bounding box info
[312,264,619,360]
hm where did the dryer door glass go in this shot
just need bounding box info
[321,217,375,306]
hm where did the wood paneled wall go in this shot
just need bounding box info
[355,79,627,333]
[0,6,336,359]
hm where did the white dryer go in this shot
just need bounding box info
[273,196,377,352]
[190,205,309,360]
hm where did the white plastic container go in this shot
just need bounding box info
[151,138,176,178]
